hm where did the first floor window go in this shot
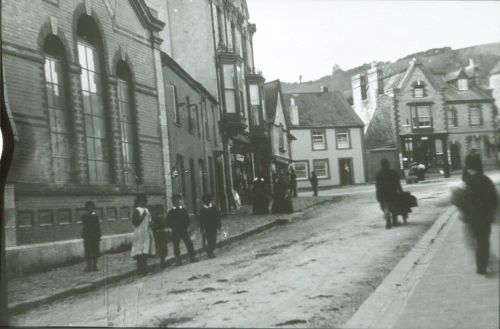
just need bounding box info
[447,109,458,127]
[249,84,261,126]
[177,155,185,195]
[312,130,326,150]
[223,63,245,114]
[469,105,482,126]
[293,161,309,180]
[313,159,329,179]
[170,84,180,124]
[279,124,285,150]
[412,105,432,128]
[336,128,350,149]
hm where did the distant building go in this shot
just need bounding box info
[284,90,366,190]
[354,58,498,179]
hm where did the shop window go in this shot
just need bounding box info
[57,209,72,225]
[293,161,309,180]
[106,207,117,221]
[313,159,329,179]
[120,206,130,221]
[39,210,54,226]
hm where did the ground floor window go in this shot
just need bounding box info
[313,159,329,179]
[293,161,309,180]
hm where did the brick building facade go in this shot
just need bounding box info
[2,0,168,246]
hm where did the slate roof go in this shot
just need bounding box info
[283,91,364,128]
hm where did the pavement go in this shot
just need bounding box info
[345,171,500,329]
[7,196,336,315]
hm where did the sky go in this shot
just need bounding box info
[246,0,500,83]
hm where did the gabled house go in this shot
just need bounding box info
[354,58,498,179]
[283,89,366,190]
[264,80,294,180]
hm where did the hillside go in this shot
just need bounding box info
[282,43,500,95]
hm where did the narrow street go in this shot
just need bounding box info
[11,180,455,327]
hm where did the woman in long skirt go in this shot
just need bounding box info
[131,195,156,274]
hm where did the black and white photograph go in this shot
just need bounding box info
[0,0,499,327]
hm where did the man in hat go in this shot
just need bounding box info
[462,154,497,274]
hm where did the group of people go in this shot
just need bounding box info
[377,154,498,275]
[80,193,222,274]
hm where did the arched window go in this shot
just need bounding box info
[116,60,138,184]
[77,15,110,184]
[44,35,72,183]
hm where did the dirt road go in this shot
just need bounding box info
[11,181,453,327]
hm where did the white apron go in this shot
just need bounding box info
[131,207,156,258]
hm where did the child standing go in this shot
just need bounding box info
[81,201,101,272]
[165,194,198,266]
[198,194,221,259]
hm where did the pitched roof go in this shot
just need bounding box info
[264,80,291,127]
[442,85,493,102]
[283,91,364,128]
[491,60,500,75]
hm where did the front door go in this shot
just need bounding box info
[339,158,354,186]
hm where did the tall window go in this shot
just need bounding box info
[411,105,432,129]
[204,100,210,140]
[199,159,207,194]
[469,105,483,126]
[170,84,180,124]
[313,159,329,179]
[177,154,185,195]
[360,75,368,100]
[336,128,351,149]
[223,63,244,114]
[44,36,72,183]
[311,130,326,150]
[447,108,458,127]
[231,23,236,52]
[212,104,218,144]
[208,156,215,194]
[77,15,110,184]
[249,84,261,126]
[216,6,225,46]
[195,100,201,138]
[117,61,138,184]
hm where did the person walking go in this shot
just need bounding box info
[131,195,156,274]
[198,194,222,259]
[81,201,101,272]
[310,171,319,197]
[461,154,498,275]
[289,167,298,197]
[375,159,403,229]
[165,194,198,266]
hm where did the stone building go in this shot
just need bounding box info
[354,58,498,179]
[284,90,367,190]
[146,0,268,206]
[2,0,169,272]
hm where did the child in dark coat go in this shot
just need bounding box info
[199,194,222,258]
[165,194,198,265]
[81,201,101,272]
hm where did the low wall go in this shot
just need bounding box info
[6,233,133,277]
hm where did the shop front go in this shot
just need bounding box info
[400,133,450,177]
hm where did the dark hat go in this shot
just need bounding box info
[465,154,482,171]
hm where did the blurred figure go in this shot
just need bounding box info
[199,194,222,258]
[376,159,403,229]
[272,174,294,214]
[289,167,298,197]
[131,195,156,274]
[252,177,270,214]
[461,154,497,275]
[310,171,318,197]
[81,201,101,272]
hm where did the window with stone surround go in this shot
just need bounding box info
[77,15,110,184]
[469,105,483,126]
[44,35,72,183]
[117,60,138,185]
[411,105,432,129]
[447,108,458,127]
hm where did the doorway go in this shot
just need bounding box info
[339,158,354,185]
[450,142,461,169]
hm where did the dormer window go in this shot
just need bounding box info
[458,78,468,91]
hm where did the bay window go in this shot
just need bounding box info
[223,63,245,115]
[249,84,261,126]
